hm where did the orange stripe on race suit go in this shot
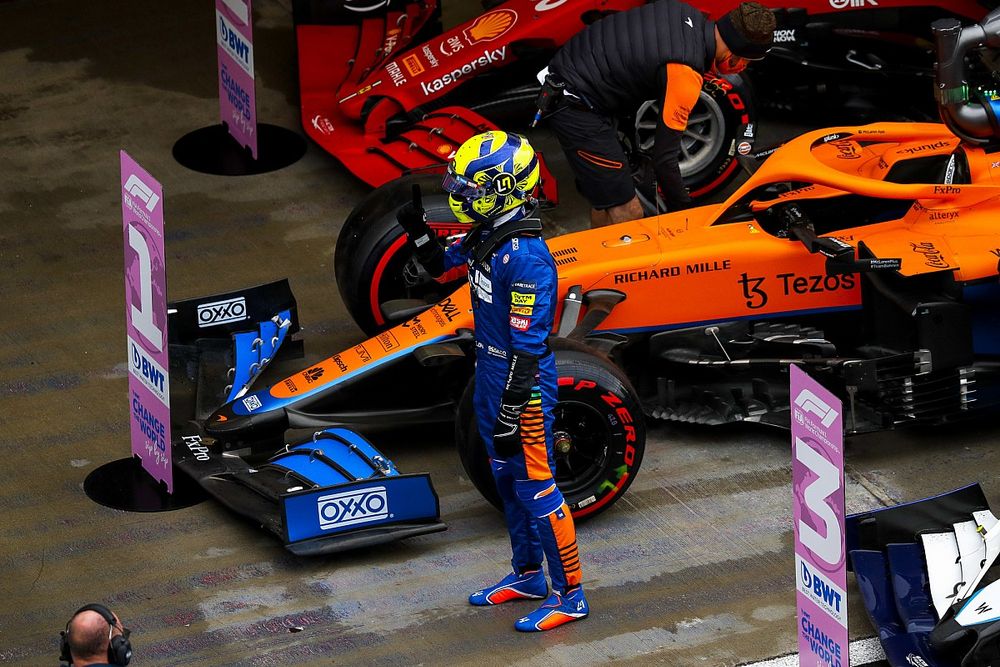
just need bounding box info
[520,403,550,480]
[576,149,623,170]
[662,62,703,131]
[548,503,582,586]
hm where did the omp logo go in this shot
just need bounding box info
[793,389,839,427]
[317,486,389,529]
[197,296,247,327]
[124,175,160,212]
[304,366,324,383]
[830,0,876,7]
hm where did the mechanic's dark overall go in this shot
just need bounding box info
[540,0,774,226]
[397,131,587,632]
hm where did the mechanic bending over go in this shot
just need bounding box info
[536,0,775,227]
[397,132,588,632]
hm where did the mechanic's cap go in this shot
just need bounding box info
[717,2,776,61]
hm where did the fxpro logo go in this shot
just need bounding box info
[197,296,247,327]
[317,486,389,529]
[830,0,877,7]
[124,175,160,212]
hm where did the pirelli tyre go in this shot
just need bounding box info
[456,343,646,522]
[334,173,469,335]
[627,73,753,212]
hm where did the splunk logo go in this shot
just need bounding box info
[317,486,389,530]
[197,296,247,327]
[124,175,160,212]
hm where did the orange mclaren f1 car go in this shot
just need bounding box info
[173,117,1000,531]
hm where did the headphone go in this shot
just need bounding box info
[59,603,132,666]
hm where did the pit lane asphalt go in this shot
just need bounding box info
[2,1,999,664]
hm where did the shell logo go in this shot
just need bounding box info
[436,143,453,156]
[463,9,517,45]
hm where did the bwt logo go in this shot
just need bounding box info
[800,560,843,614]
[197,296,247,327]
[793,389,839,427]
[131,341,166,396]
[317,486,389,529]
[124,175,160,212]
[219,16,250,64]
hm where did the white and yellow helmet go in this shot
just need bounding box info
[442,131,539,225]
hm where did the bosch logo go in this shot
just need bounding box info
[197,297,247,327]
[317,486,390,529]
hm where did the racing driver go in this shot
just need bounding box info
[396,131,587,632]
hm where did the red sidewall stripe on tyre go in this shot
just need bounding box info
[572,471,630,519]
[689,157,738,199]
[369,234,408,327]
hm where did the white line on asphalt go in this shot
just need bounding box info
[738,637,886,666]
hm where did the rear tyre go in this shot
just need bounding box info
[456,343,646,522]
[626,75,751,211]
[334,174,468,335]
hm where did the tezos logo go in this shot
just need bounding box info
[197,296,247,327]
[317,486,389,529]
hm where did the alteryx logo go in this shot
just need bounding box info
[796,555,846,626]
[197,296,247,327]
[317,486,389,530]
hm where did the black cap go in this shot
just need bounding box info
[716,5,774,61]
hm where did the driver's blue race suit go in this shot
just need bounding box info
[444,217,582,595]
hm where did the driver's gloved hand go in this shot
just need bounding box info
[491,350,540,459]
[492,403,524,459]
[397,184,445,277]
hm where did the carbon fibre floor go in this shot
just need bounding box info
[2,1,1000,665]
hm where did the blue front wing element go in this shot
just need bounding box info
[225,309,293,404]
[845,484,991,667]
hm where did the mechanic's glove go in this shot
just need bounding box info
[397,184,445,277]
[492,350,540,459]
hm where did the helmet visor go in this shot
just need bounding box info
[442,167,488,200]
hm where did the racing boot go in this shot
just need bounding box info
[514,585,589,632]
[469,568,548,606]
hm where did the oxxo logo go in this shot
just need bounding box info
[317,486,389,529]
[197,296,247,327]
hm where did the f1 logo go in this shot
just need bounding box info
[124,175,160,212]
[793,389,839,427]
